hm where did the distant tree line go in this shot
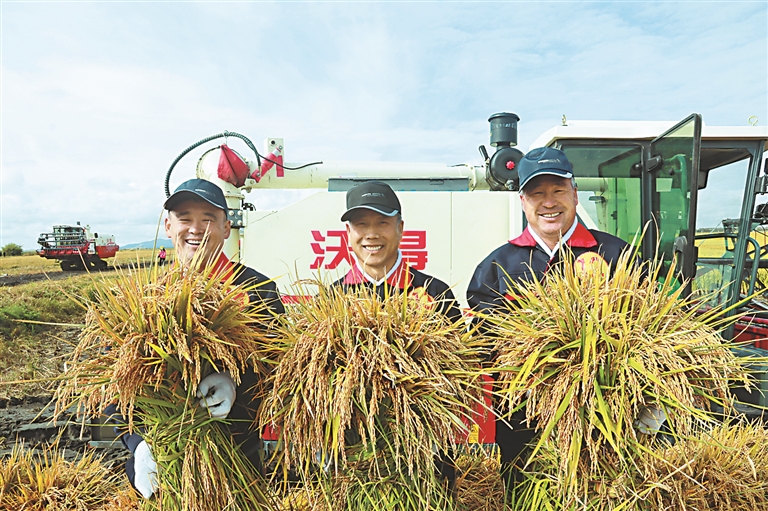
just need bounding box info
[1,243,24,257]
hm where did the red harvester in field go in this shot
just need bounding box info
[36,222,119,271]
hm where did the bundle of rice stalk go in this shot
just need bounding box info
[0,441,136,511]
[53,259,278,510]
[336,464,455,511]
[289,435,457,511]
[510,439,638,511]
[279,486,331,511]
[261,283,484,481]
[279,438,456,511]
[630,421,768,510]
[482,250,756,505]
[453,450,505,511]
[331,429,458,510]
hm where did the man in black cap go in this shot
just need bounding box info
[466,147,631,490]
[335,181,462,484]
[335,180,461,322]
[162,178,284,313]
[108,178,284,499]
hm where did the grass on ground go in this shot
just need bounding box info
[0,276,92,399]
[0,253,169,399]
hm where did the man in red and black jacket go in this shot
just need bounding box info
[107,179,284,499]
[466,147,631,490]
[333,181,462,483]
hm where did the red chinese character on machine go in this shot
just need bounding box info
[400,231,428,270]
[310,230,428,270]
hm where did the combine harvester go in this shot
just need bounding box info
[160,112,767,441]
[36,222,119,271]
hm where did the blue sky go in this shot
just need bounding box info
[2,1,766,250]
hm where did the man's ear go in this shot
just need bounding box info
[164,216,173,238]
[223,219,232,240]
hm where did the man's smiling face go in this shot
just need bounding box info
[164,198,231,267]
[520,174,578,249]
[346,208,404,280]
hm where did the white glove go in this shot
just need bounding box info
[634,405,667,434]
[133,440,158,499]
[197,372,236,419]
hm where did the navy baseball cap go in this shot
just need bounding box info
[341,181,402,222]
[164,179,228,211]
[517,147,574,191]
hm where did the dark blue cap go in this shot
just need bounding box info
[517,147,574,191]
[164,179,228,211]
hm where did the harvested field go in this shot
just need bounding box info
[0,249,170,288]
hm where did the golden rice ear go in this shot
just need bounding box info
[53,259,277,510]
[632,421,768,508]
[453,450,505,511]
[0,440,133,510]
[259,281,485,493]
[482,251,761,509]
[54,257,274,425]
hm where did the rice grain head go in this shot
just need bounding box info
[482,250,757,507]
[630,421,768,511]
[261,281,485,482]
[55,257,276,431]
[54,255,280,510]
[0,440,134,511]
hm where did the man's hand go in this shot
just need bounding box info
[134,440,158,499]
[634,405,667,434]
[197,372,236,418]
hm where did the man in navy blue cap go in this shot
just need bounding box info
[468,147,629,313]
[466,147,631,490]
[108,178,284,499]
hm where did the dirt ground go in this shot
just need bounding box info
[0,262,148,288]
[0,381,131,467]
[0,269,81,287]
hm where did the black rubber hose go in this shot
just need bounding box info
[164,131,261,197]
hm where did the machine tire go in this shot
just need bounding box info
[60,260,74,271]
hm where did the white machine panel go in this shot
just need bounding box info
[240,190,525,308]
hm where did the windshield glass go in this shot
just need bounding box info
[560,144,643,246]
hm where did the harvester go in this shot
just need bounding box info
[91,111,768,465]
[161,113,768,423]
[36,222,119,271]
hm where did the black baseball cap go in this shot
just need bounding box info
[164,179,228,211]
[517,147,574,191]
[341,181,401,222]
